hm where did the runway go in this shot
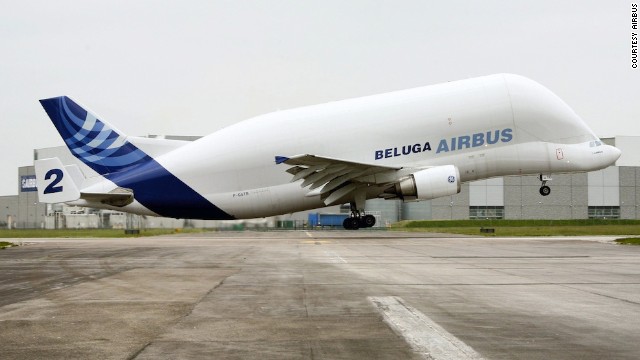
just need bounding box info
[1,231,639,359]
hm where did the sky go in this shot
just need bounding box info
[0,1,637,195]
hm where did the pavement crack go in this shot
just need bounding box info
[129,273,232,359]
[303,285,310,318]
[182,276,228,320]
[127,341,151,360]
[561,284,640,306]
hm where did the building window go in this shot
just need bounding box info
[588,206,620,219]
[470,206,504,219]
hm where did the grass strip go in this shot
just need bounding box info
[614,237,640,245]
[0,241,15,249]
[400,219,640,228]
[0,228,209,238]
[394,220,640,236]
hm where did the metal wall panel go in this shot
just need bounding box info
[588,167,620,206]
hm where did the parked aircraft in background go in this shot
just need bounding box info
[35,74,621,229]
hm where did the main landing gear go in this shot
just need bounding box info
[539,174,551,196]
[343,202,376,230]
[343,212,376,230]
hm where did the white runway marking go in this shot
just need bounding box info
[369,296,485,360]
[305,231,313,238]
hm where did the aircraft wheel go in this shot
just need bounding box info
[343,217,360,230]
[539,185,551,196]
[361,214,376,228]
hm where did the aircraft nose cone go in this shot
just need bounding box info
[609,145,622,163]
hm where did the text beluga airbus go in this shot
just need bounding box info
[375,128,513,160]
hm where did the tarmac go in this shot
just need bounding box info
[0,231,639,359]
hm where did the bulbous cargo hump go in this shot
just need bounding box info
[502,74,597,144]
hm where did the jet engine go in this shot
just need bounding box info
[393,165,461,201]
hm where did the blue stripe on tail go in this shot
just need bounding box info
[39,96,151,175]
[39,96,234,220]
[105,159,234,220]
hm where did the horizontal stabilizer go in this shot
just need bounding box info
[80,187,134,207]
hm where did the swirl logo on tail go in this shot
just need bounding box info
[39,96,151,175]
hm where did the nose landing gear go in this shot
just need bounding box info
[539,174,551,196]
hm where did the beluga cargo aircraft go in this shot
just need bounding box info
[35,74,621,229]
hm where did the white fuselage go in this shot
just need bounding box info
[74,74,621,219]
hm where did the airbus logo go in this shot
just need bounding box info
[374,128,513,160]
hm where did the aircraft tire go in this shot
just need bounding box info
[539,185,551,196]
[343,217,360,230]
[362,214,376,228]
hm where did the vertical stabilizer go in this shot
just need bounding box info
[35,158,81,203]
[39,96,151,175]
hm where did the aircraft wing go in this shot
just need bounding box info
[276,154,404,206]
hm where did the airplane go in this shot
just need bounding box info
[34,73,621,230]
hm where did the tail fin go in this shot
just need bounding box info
[39,96,151,175]
[64,164,86,188]
[35,158,81,204]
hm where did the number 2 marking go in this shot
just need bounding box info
[44,169,64,194]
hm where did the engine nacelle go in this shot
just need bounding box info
[395,165,461,201]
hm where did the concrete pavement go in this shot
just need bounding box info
[0,231,639,359]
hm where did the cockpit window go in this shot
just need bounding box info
[589,141,603,147]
